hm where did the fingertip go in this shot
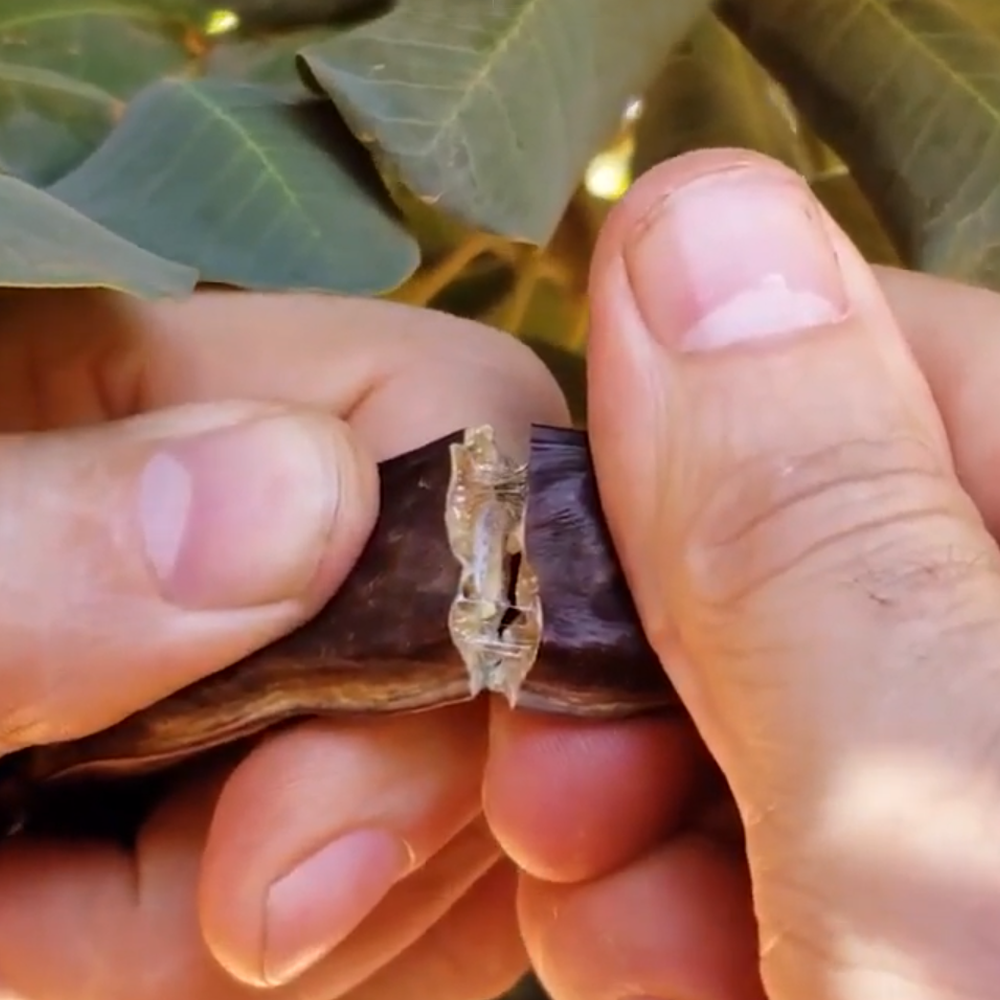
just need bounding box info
[137,406,380,613]
[0,841,126,999]
[484,703,702,882]
[589,146,893,348]
[299,412,380,607]
[340,860,527,1000]
[592,148,796,273]
[518,835,765,1000]
[0,774,219,1000]
[199,707,487,987]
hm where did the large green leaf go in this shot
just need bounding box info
[0,0,198,99]
[633,14,808,177]
[720,0,1000,289]
[0,62,119,185]
[0,0,201,183]
[203,0,393,88]
[299,0,713,245]
[50,78,421,293]
[0,173,196,296]
[205,28,335,91]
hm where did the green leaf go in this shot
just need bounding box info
[0,173,196,296]
[632,14,809,177]
[0,0,202,183]
[50,78,421,294]
[299,0,713,245]
[0,0,198,99]
[945,0,1000,35]
[720,0,1000,289]
[0,61,120,185]
[205,28,331,92]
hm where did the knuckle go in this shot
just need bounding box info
[682,434,987,612]
[0,663,64,753]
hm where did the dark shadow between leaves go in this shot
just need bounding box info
[285,93,408,226]
[227,0,395,35]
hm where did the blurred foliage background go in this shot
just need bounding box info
[5,0,1000,429]
[3,0,1000,993]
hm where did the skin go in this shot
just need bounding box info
[4,147,1000,1000]
[488,151,1000,1000]
[0,287,567,1000]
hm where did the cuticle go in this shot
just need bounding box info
[629,160,811,245]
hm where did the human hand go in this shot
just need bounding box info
[0,287,568,1000]
[484,149,1000,999]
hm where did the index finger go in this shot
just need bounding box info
[0,288,568,458]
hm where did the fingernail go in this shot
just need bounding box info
[624,165,849,351]
[262,829,413,986]
[138,414,340,609]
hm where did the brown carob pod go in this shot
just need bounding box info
[0,424,678,838]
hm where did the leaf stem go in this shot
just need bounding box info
[395,233,507,307]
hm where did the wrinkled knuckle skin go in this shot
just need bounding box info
[682,434,986,612]
[0,660,80,754]
[0,696,58,755]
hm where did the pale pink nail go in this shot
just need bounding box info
[137,415,338,609]
[625,166,849,351]
[263,828,413,986]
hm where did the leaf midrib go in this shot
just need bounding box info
[321,0,552,159]
[179,82,324,245]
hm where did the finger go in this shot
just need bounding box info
[290,816,502,998]
[342,861,526,1000]
[874,265,1000,535]
[200,705,488,987]
[483,703,707,882]
[588,148,1000,995]
[0,764,232,1000]
[0,775,500,1000]
[0,289,569,457]
[518,835,764,1000]
[186,302,570,979]
[139,293,570,457]
[487,255,1000,887]
[0,403,376,750]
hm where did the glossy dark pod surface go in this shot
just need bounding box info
[0,424,678,837]
[518,425,677,713]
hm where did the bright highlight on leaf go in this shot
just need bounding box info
[624,97,645,122]
[205,9,240,35]
[585,148,632,201]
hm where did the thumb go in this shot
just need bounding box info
[588,151,1000,992]
[0,401,377,751]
